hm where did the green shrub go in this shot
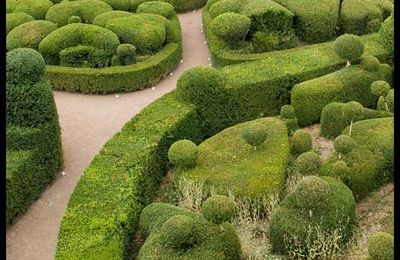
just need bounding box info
[39,23,120,65]
[68,15,82,24]
[59,45,112,68]
[45,0,113,26]
[159,215,196,248]
[6,21,58,51]
[342,101,363,135]
[332,160,349,178]
[105,14,167,54]
[280,105,295,119]
[290,129,312,154]
[371,80,390,97]
[96,0,132,10]
[294,151,321,176]
[251,31,297,53]
[333,34,365,65]
[168,139,198,168]
[136,1,175,19]
[377,89,393,113]
[211,13,251,44]
[9,0,53,20]
[209,0,242,18]
[242,122,267,147]
[334,135,356,156]
[368,232,394,260]
[360,54,380,71]
[6,12,35,35]
[93,11,132,27]
[269,176,356,255]
[379,14,393,57]
[115,43,137,65]
[201,195,235,224]
[283,118,299,136]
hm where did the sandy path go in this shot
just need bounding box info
[6,10,210,260]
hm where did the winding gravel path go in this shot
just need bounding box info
[6,10,210,260]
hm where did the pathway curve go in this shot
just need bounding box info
[6,10,210,260]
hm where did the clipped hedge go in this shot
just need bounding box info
[92,11,132,27]
[6,12,35,35]
[7,0,53,20]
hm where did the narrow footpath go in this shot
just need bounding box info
[6,10,211,260]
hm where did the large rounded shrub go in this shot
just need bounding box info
[371,80,391,97]
[360,55,380,71]
[6,12,35,35]
[294,151,322,176]
[136,1,175,19]
[242,122,268,147]
[211,13,251,44]
[280,105,296,119]
[333,34,364,64]
[209,0,242,18]
[291,129,312,154]
[368,232,394,260]
[92,11,132,27]
[6,48,46,85]
[334,135,356,155]
[8,0,53,20]
[201,195,235,224]
[6,21,58,51]
[168,140,198,169]
[159,215,196,248]
[379,14,393,57]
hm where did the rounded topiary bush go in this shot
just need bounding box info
[201,195,235,224]
[136,1,175,19]
[334,135,356,155]
[371,80,391,97]
[6,12,35,35]
[242,122,267,147]
[117,43,136,56]
[115,43,137,65]
[10,0,53,20]
[92,11,132,27]
[332,160,349,178]
[6,48,46,85]
[211,12,251,44]
[377,89,393,113]
[159,215,196,248]
[6,20,58,51]
[379,14,393,57]
[168,140,198,168]
[291,129,312,154]
[342,101,364,132]
[294,151,322,176]
[68,15,82,24]
[360,55,380,71]
[368,232,394,260]
[209,0,242,18]
[280,105,296,119]
[333,34,364,64]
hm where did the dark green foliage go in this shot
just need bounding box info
[136,1,175,19]
[201,195,236,224]
[283,118,299,136]
[209,0,242,18]
[8,0,53,20]
[113,43,137,65]
[251,31,297,53]
[360,55,380,71]
[6,12,35,35]
[269,176,356,255]
[6,21,58,51]
[290,129,312,154]
[6,48,46,85]
[68,15,82,24]
[159,215,196,248]
[371,80,390,97]
[334,135,356,155]
[294,152,321,176]
[211,12,251,44]
[379,14,393,57]
[45,0,112,26]
[38,23,120,65]
[168,139,198,168]
[59,45,112,68]
[242,122,267,147]
[333,34,365,63]
[280,105,295,119]
[280,105,299,135]
[368,232,394,260]
[92,11,132,27]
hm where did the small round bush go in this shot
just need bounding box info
[6,48,46,85]
[334,135,356,155]
[168,140,198,168]
[377,89,393,113]
[294,151,322,175]
[342,101,363,123]
[280,105,296,119]
[159,215,195,248]
[333,34,364,63]
[6,12,35,35]
[242,122,267,147]
[379,14,393,57]
[284,118,299,136]
[360,55,380,71]
[117,44,136,56]
[371,80,391,97]
[136,1,175,19]
[209,0,242,18]
[68,15,81,24]
[6,20,58,51]
[332,160,349,177]
[291,129,312,154]
[211,13,251,43]
[368,232,394,260]
[92,11,132,27]
[201,195,235,224]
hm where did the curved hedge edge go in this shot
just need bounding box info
[55,93,203,259]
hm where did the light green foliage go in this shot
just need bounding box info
[379,14,393,57]
[360,54,380,71]
[334,135,356,155]
[136,1,175,19]
[332,160,349,178]
[211,13,251,44]
[294,151,322,176]
[93,11,132,27]
[209,0,242,18]
[242,122,267,147]
[8,0,53,19]
[201,195,236,224]
[159,215,196,248]
[333,34,365,63]
[368,232,394,260]
[342,101,364,125]
[371,80,390,97]
[6,13,35,35]
[168,139,198,168]
[290,129,312,154]
[68,16,82,24]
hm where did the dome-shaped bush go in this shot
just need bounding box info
[209,0,242,18]
[211,13,251,44]
[334,135,356,155]
[371,80,390,97]
[136,1,175,19]
[242,122,268,147]
[117,43,136,56]
[284,118,299,136]
[6,48,46,85]
[377,89,393,113]
[379,14,393,57]
[332,160,349,177]
[294,151,322,175]
[291,129,312,154]
[342,101,364,123]
[168,140,198,168]
[68,15,82,24]
[115,43,136,65]
[360,55,380,71]
[333,34,364,64]
[201,195,235,224]
[10,0,53,20]
[280,105,296,119]
[159,215,196,248]
[6,12,35,35]
[93,11,132,27]
[368,232,394,260]
[6,20,58,51]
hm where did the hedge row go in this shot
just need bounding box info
[55,93,203,259]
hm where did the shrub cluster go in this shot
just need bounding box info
[211,12,251,45]
[290,129,312,154]
[368,232,394,260]
[379,14,394,58]
[360,54,380,71]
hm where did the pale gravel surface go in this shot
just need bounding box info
[303,124,334,160]
[6,10,210,260]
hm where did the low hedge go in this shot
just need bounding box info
[6,12,35,35]
[7,0,53,20]
[320,101,393,139]
[56,93,203,259]
[291,64,392,126]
